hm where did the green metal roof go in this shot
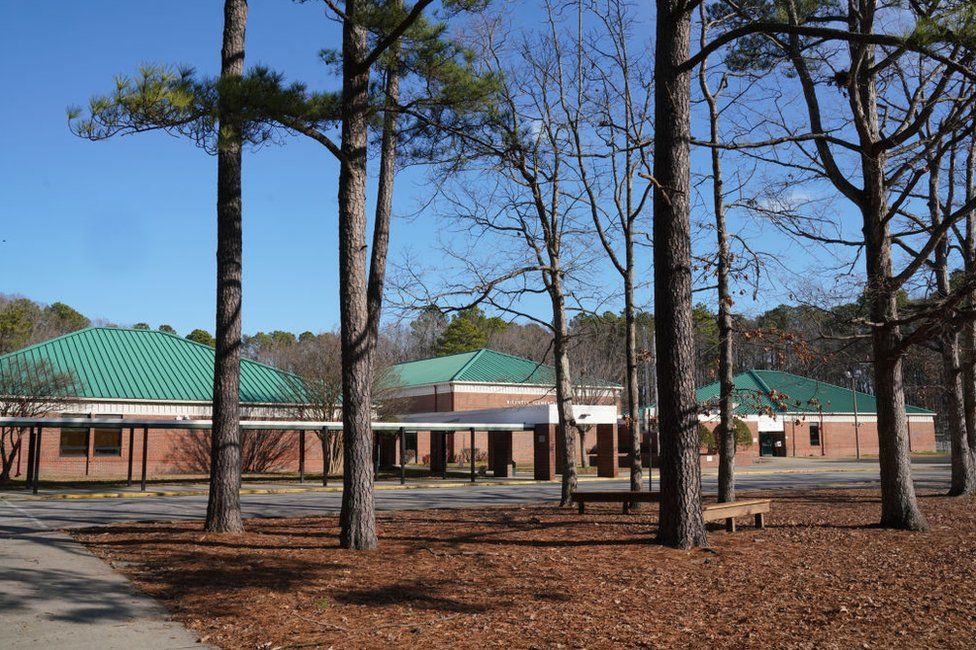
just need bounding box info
[695,369,934,415]
[387,348,620,389]
[0,327,308,404]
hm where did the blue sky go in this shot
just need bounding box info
[0,1,840,337]
[2,0,414,335]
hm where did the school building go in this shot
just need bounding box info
[0,327,311,480]
[378,348,623,475]
[1,330,623,480]
[1,327,936,482]
[693,369,937,459]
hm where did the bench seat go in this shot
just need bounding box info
[702,498,771,531]
[571,490,660,514]
[570,490,771,531]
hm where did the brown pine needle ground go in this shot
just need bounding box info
[73,490,976,649]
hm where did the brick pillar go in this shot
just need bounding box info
[596,423,618,478]
[488,431,513,477]
[554,425,566,473]
[379,435,397,469]
[429,431,444,473]
[533,423,556,480]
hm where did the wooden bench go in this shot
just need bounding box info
[571,491,771,532]
[571,490,661,514]
[702,499,770,532]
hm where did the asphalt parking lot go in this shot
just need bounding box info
[0,456,951,535]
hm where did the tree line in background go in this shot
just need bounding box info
[1,289,952,440]
[0,294,216,353]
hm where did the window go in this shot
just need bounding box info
[809,423,821,447]
[59,412,89,457]
[404,431,418,464]
[93,414,123,456]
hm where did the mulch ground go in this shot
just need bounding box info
[73,490,976,649]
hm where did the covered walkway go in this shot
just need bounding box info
[3,406,626,495]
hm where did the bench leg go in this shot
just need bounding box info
[726,517,736,533]
[579,501,585,515]
[755,513,765,529]
[623,501,630,515]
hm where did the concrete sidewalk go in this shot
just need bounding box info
[0,520,206,649]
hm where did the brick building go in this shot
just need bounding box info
[381,349,623,469]
[693,369,937,459]
[0,327,311,480]
[3,333,624,480]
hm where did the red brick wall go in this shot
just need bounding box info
[27,416,333,481]
[907,419,937,453]
[698,446,759,467]
[395,390,453,414]
[784,418,936,457]
[414,430,536,467]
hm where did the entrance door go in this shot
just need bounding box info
[760,433,775,457]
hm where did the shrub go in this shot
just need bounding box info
[456,447,486,465]
[698,423,715,451]
[726,418,754,446]
[699,418,753,452]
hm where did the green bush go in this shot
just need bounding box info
[699,418,753,450]
[729,418,753,446]
[698,423,715,450]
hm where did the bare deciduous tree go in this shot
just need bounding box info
[0,359,78,483]
[713,0,976,527]
[570,0,653,494]
[397,5,616,505]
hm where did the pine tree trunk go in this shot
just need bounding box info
[205,0,247,534]
[652,0,707,548]
[366,0,399,331]
[338,0,377,551]
[871,331,927,530]
[550,273,578,507]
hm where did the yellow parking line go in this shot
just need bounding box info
[32,475,634,500]
[22,465,883,500]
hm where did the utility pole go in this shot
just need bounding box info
[846,369,861,461]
